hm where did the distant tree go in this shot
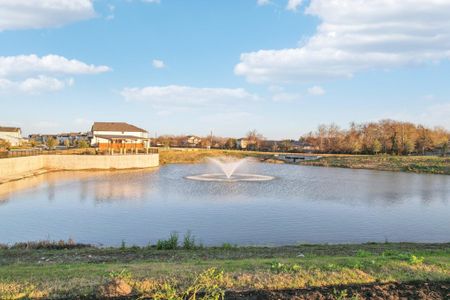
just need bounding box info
[372,139,382,155]
[78,140,89,149]
[280,140,292,152]
[29,139,38,148]
[0,139,11,151]
[64,139,71,148]
[225,138,237,149]
[246,129,265,150]
[46,137,58,150]
[300,120,449,156]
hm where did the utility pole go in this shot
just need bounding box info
[210,130,213,149]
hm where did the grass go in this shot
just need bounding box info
[0,242,448,299]
[159,148,450,175]
[299,154,450,175]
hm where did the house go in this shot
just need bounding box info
[56,132,90,146]
[236,138,249,150]
[259,140,279,152]
[90,122,151,152]
[0,126,23,146]
[28,134,58,145]
[184,135,201,148]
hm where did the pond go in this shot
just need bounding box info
[0,162,449,246]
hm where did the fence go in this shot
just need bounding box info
[0,147,159,159]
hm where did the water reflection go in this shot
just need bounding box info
[0,163,449,246]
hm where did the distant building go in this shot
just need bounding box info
[56,132,89,146]
[236,138,249,150]
[260,140,279,152]
[0,126,23,146]
[184,135,202,147]
[90,122,150,151]
[29,134,58,145]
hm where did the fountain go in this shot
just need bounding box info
[186,157,274,182]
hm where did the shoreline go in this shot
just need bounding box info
[1,241,449,299]
[159,149,450,175]
[0,149,447,187]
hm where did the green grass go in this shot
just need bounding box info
[0,243,448,299]
[300,155,450,175]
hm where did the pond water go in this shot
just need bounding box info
[0,162,449,246]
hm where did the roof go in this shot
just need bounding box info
[92,122,147,133]
[95,134,150,140]
[0,126,20,133]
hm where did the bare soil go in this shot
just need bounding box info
[226,281,450,300]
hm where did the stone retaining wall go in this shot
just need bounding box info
[0,154,159,183]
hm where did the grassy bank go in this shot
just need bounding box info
[1,242,449,299]
[300,155,450,175]
[159,148,450,175]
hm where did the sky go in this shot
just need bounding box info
[1,0,450,139]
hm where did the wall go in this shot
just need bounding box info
[0,154,159,183]
[44,154,159,170]
[0,156,44,178]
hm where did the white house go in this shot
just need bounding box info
[0,126,23,146]
[90,122,150,151]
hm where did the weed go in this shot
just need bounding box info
[156,232,179,250]
[10,239,92,250]
[221,243,236,250]
[333,288,348,300]
[409,255,425,265]
[270,262,302,273]
[184,268,225,300]
[109,269,133,282]
[183,231,197,250]
[355,249,372,257]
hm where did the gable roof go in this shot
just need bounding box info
[0,126,21,133]
[92,122,147,133]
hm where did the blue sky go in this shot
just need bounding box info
[1,0,450,138]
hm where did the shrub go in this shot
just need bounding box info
[355,249,372,257]
[183,231,196,250]
[270,262,301,273]
[10,239,92,250]
[221,243,237,250]
[156,232,179,250]
[409,255,425,265]
[184,268,225,300]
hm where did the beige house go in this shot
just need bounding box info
[0,127,23,146]
[184,135,202,147]
[90,122,151,151]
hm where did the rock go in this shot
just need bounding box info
[98,279,133,298]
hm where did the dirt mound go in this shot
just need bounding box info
[98,279,133,298]
[226,281,450,300]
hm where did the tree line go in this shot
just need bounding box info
[301,120,449,155]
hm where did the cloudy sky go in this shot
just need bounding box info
[1,0,450,138]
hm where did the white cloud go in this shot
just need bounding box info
[0,54,111,77]
[142,0,160,3]
[0,76,73,94]
[235,0,450,83]
[286,0,302,11]
[121,85,259,109]
[0,54,110,94]
[307,85,325,96]
[152,59,166,69]
[0,0,96,31]
[257,0,270,6]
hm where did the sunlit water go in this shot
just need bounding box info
[0,162,449,246]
